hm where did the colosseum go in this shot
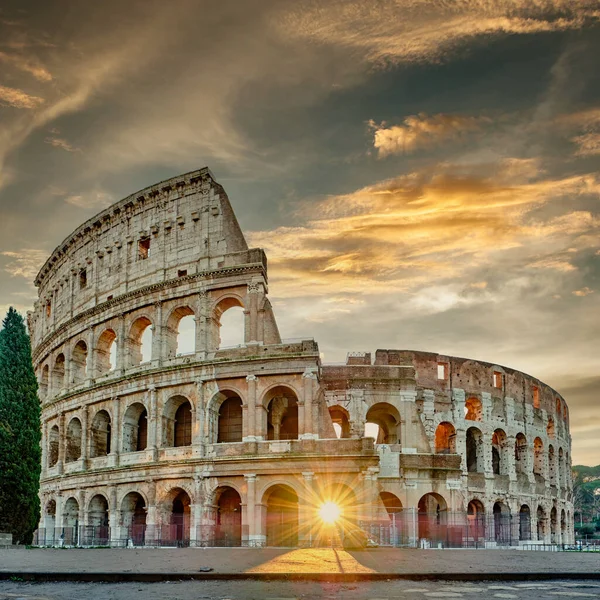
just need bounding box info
[29,167,573,549]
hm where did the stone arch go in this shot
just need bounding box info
[163,487,191,546]
[120,491,147,546]
[493,502,511,544]
[71,340,88,383]
[264,385,299,441]
[48,424,59,467]
[214,295,245,349]
[52,353,65,392]
[213,486,242,546]
[96,328,117,374]
[435,422,456,454]
[417,493,447,542]
[536,505,547,540]
[365,402,401,444]
[533,437,544,476]
[43,498,56,543]
[561,508,566,542]
[62,497,80,544]
[90,409,111,457]
[329,405,351,439]
[206,389,244,444]
[519,504,531,541]
[380,492,403,519]
[122,402,148,452]
[465,397,483,421]
[492,429,508,475]
[86,494,109,545]
[163,395,193,448]
[550,505,558,542]
[263,484,299,547]
[515,433,528,474]
[547,418,555,439]
[127,316,153,367]
[165,305,195,357]
[467,499,485,541]
[40,364,49,397]
[65,417,82,463]
[466,426,484,473]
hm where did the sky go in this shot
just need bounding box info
[0,0,599,464]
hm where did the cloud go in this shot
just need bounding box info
[573,287,594,296]
[65,190,113,209]
[370,113,490,156]
[0,51,52,81]
[572,132,600,156]
[0,85,44,109]
[277,0,600,66]
[44,136,81,153]
[1,249,48,279]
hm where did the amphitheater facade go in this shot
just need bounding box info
[30,167,574,548]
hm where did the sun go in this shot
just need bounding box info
[318,501,342,524]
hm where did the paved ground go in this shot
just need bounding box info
[1,579,600,599]
[1,547,599,577]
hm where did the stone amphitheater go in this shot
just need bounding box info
[30,167,574,548]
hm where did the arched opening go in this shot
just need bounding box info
[90,410,111,457]
[48,424,59,467]
[556,397,562,416]
[435,422,456,454]
[163,396,193,447]
[165,306,195,357]
[44,499,56,543]
[514,433,528,474]
[550,506,557,543]
[561,509,566,542]
[52,353,65,392]
[534,437,544,477]
[214,487,242,546]
[71,340,88,383]
[467,499,485,542]
[380,492,403,522]
[122,403,148,452]
[40,364,49,398]
[465,397,483,421]
[96,329,117,374]
[365,402,401,444]
[266,386,299,441]
[466,427,483,473]
[63,497,80,545]
[547,418,555,439]
[548,445,556,485]
[418,493,447,543]
[329,406,351,439]
[265,485,299,547]
[165,489,191,547]
[217,395,243,443]
[128,317,153,367]
[492,429,508,475]
[493,502,511,544]
[558,448,565,488]
[121,492,146,546]
[87,495,109,545]
[537,505,547,541]
[216,299,245,349]
[65,418,82,463]
[519,505,531,541]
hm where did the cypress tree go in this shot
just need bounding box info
[0,307,41,544]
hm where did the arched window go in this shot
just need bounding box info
[466,427,483,473]
[96,329,117,374]
[217,396,243,443]
[548,445,556,485]
[417,493,447,542]
[122,403,148,452]
[127,317,153,367]
[214,487,242,546]
[264,485,299,547]
[48,424,59,467]
[515,433,528,474]
[519,505,531,541]
[492,429,508,475]
[380,492,403,517]
[165,306,195,357]
[90,410,111,457]
[163,396,193,447]
[547,418,555,438]
[467,499,485,541]
[65,417,82,462]
[215,298,245,349]
[121,492,147,546]
[167,489,191,546]
[71,340,88,383]
[365,402,401,444]
[435,422,456,454]
[493,502,511,544]
[265,386,299,441]
[40,364,49,398]
[86,495,109,545]
[465,397,483,421]
[537,505,547,540]
[63,497,80,545]
[533,437,544,477]
[329,406,351,439]
[52,354,65,392]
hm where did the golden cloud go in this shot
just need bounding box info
[0,51,52,82]
[370,113,490,156]
[1,249,48,279]
[44,136,81,153]
[0,85,44,109]
[573,287,594,297]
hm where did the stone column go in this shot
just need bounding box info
[152,301,163,366]
[300,472,316,546]
[194,290,210,357]
[108,486,120,546]
[41,421,48,476]
[116,313,127,373]
[55,492,63,544]
[57,412,65,475]
[244,375,258,441]
[80,405,89,468]
[244,474,257,546]
[455,427,467,474]
[245,281,261,343]
[399,390,418,451]
[86,327,95,384]
[300,369,318,439]
[193,378,206,455]
[148,385,159,461]
[108,396,120,467]
[451,388,466,423]
[145,480,157,546]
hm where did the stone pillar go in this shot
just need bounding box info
[244,375,258,441]
[145,481,157,546]
[80,405,89,468]
[41,421,48,475]
[55,492,63,542]
[152,301,163,366]
[57,412,65,474]
[506,435,517,481]
[300,369,318,440]
[193,378,206,455]
[86,327,95,384]
[399,390,418,451]
[300,472,316,546]
[243,474,257,546]
[108,486,120,546]
[148,385,159,461]
[195,290,210,356]
[451,388,466,423]
[116,313,127,372]
[108,396,120,467]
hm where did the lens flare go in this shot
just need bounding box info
[319,501,342,524]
